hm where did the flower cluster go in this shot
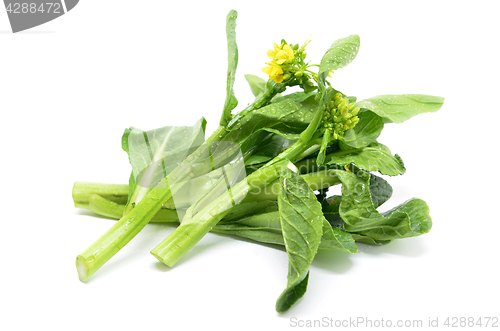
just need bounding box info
[323,92,360,139]
[262,42,295,83]
[261,38,315,85]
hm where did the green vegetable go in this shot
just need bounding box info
[220,10,238,127]
[73,9,444,313]
[356,94,444,124]
[275,170,324,313]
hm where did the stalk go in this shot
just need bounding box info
[76,185,171,282]
[150,160,293,267]
[76,82,290,282]
[72,182,129,206]
[85,194,178,222]
[74,168,341,219]
[243,170,341,202]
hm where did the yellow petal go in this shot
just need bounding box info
[272,66,283,75]
[283,44,294,60]
[276,59,285,65]
[276,50,286,59]
[283,44,292,52]
[262,66,272,75]
[267,49,276,59]
[274,75,284,83]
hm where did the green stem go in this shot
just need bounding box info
[150,160,292,267]
[76,185,171,282]
[264,139,310,168]
[72,182,129,206]
[226,81,288,129]
[87,194,126,219]
[243,170,341,202]
[294,147,360,173]
[85,194,179,222]
[75,166,341,220]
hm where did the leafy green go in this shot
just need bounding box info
[318,34,360,87]
[320,221,357,253]
[221,200,278,223]
[244,74,266,98]
[121,118,207,212]
[321,195,343,228]
[331,169,432,239]
[276,170,323,313]
[350,234,392,246]
[220,10,239,127]
[74,12,442,314]
[321,173,392,229]
[368,173,393,208]
[340,110,384,149]
[244,133,293,166]
[326,142,406,176]
[356,94,444,124]
[354,198,432,240]
[316,129,331,165]
[224,92,317,144]
[276,273,310,314]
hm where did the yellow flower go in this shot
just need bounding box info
[267,43,282,59]
[275,44,294,64]
[267,43,295,64]
[328,70,333,77]
[262,61,284,83]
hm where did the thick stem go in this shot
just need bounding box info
[243,170,341,202]
[226,81,287,129]
[150,160,292,267]
[72,182,129,206]
[76,186,171,282]
[85,194,179,222]
[87,194,126,219]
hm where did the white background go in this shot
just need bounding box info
[1,1,499,330]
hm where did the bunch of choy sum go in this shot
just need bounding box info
[72,10,444,313]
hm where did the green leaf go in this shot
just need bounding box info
[322,173,392,218]
[356,94,444,124]
[276,170,323,313]
[319,172,396,245]
[351,234,392,246]
[121,118,207,212]
[318,34,360,88]
[244,133,293,166]
[211,225,285,246]
[316,129,330,165]
[320,221,357,253]
[368,173,393,208]
[270,91,316,104]
[276,272,310,313]
[225,92,317,146]
[340,110,384,149]
[330,169,432,239]
[220,10,239,127]
[244,74,266,97]
[326,142,406,176]
[356,198,432,240]
[321,195,343,228]
[221,200,278,223]
[215,199,355,253]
